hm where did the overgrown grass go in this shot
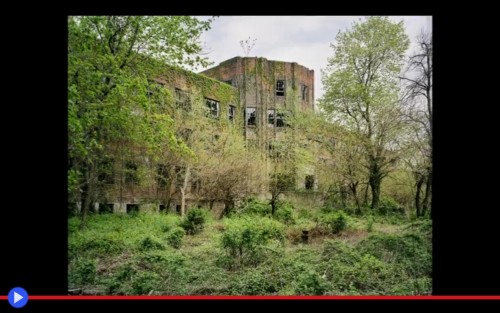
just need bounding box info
[68,208,431,295]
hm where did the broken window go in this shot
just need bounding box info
[301,85,308,101]
[157,164,168,188]
[176,204,181,214]
[305,175,315,190]
[125,161,139,185]
[99,203,114,214]
[205,98,220,119]
[267,109,275,126]
[228,105,236,123]
[127,204,139,214]
[276,112,285,127]
[276,80,285,96]
[175,88,191,111]
[224,80,232,86]
[98,157,114,184]
[246,107,256,126]
[159,204,166,213]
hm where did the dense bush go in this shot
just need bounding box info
[70,258,97,286]
[274,201,295,224]
[239,197,271,216]
[317,211,348,234]
[180,207,206,235]
[166,227,185,249]
[295,270,328,295]
[378,197,405,216]
[138,236,164,251]
[219,217,285,269]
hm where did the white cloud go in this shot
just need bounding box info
[197,16,432,104]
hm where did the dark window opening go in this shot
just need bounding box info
[246,107,256,126]
[157,164,168,188]
[276,113,285,127]
[268,109,275,125]
[228,105,236,123]
[125,161,139,185]
[159,204,166,213]
[176,204,181,214]
[99,203,114,214]
[301,85,308,101]
[98,157,114,184]
[305,175,315,190]
[276,80,285,96]
[127,204,139,214]
[205,98,220,119]
[175,88,191,111]
[224,80,232,86]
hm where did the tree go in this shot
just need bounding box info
[320,17,409,210]
[400,30,432,217]
[68,16,214,227]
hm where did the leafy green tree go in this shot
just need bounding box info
[68,16,214,227]
[320,17,409,210]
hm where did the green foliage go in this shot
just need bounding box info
[219,216,285,269]
[138,236,164,251]
[70,258,97,286]
[367,216,374,232]
[357,233,431,277]
[166,227,185,249]
[180,207,206,235]
[318,211,348,234]
[295,270,328,295]
[239,197,271,216]
[378,197,404,216]
[275,201,295,224]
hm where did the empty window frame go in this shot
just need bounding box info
[276,112,285,127]
[276,80,285,96]
[205,98,220,119]
[125,161,139,185]
[228,105,236,123]
[224,80,233,86]
[301,85,308,101]
[246,107,256,126]
[268,109,275,126]
[305,175,315,190]
[175,88,191,111]
[127,204,139,214]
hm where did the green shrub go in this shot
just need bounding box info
[356,233,431,277]
[295,270,327,295]
[275,201,295,224]
[71,258,97,285]
[138,236,164,251]
[367,217,374,232]
[378,197,404,216]
[318,211,348,234]
[219,217,285,269]
[166,227,185,248]
[240,197,271,216]
[131,271,162,295]
[180,207,206,235]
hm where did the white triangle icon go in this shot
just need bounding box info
[14,292,23,304]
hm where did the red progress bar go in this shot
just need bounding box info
[1,296,500,300]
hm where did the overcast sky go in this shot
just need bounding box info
[197,16,432,104]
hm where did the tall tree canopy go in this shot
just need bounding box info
[320,16,410,210]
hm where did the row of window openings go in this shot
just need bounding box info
[175,89,236,122]
[276,80,309,101]
[100,162,200,193]
[246,108,286,127]
[90,203,185,215]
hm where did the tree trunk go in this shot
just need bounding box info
[414,175,424,217]
[369,174,382,210]
[179,166,191,217]
[422,168,432,216]
[349,182,361,214]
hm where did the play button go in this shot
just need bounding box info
[8,287,28,308]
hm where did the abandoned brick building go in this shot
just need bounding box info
[76,57,318,215]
